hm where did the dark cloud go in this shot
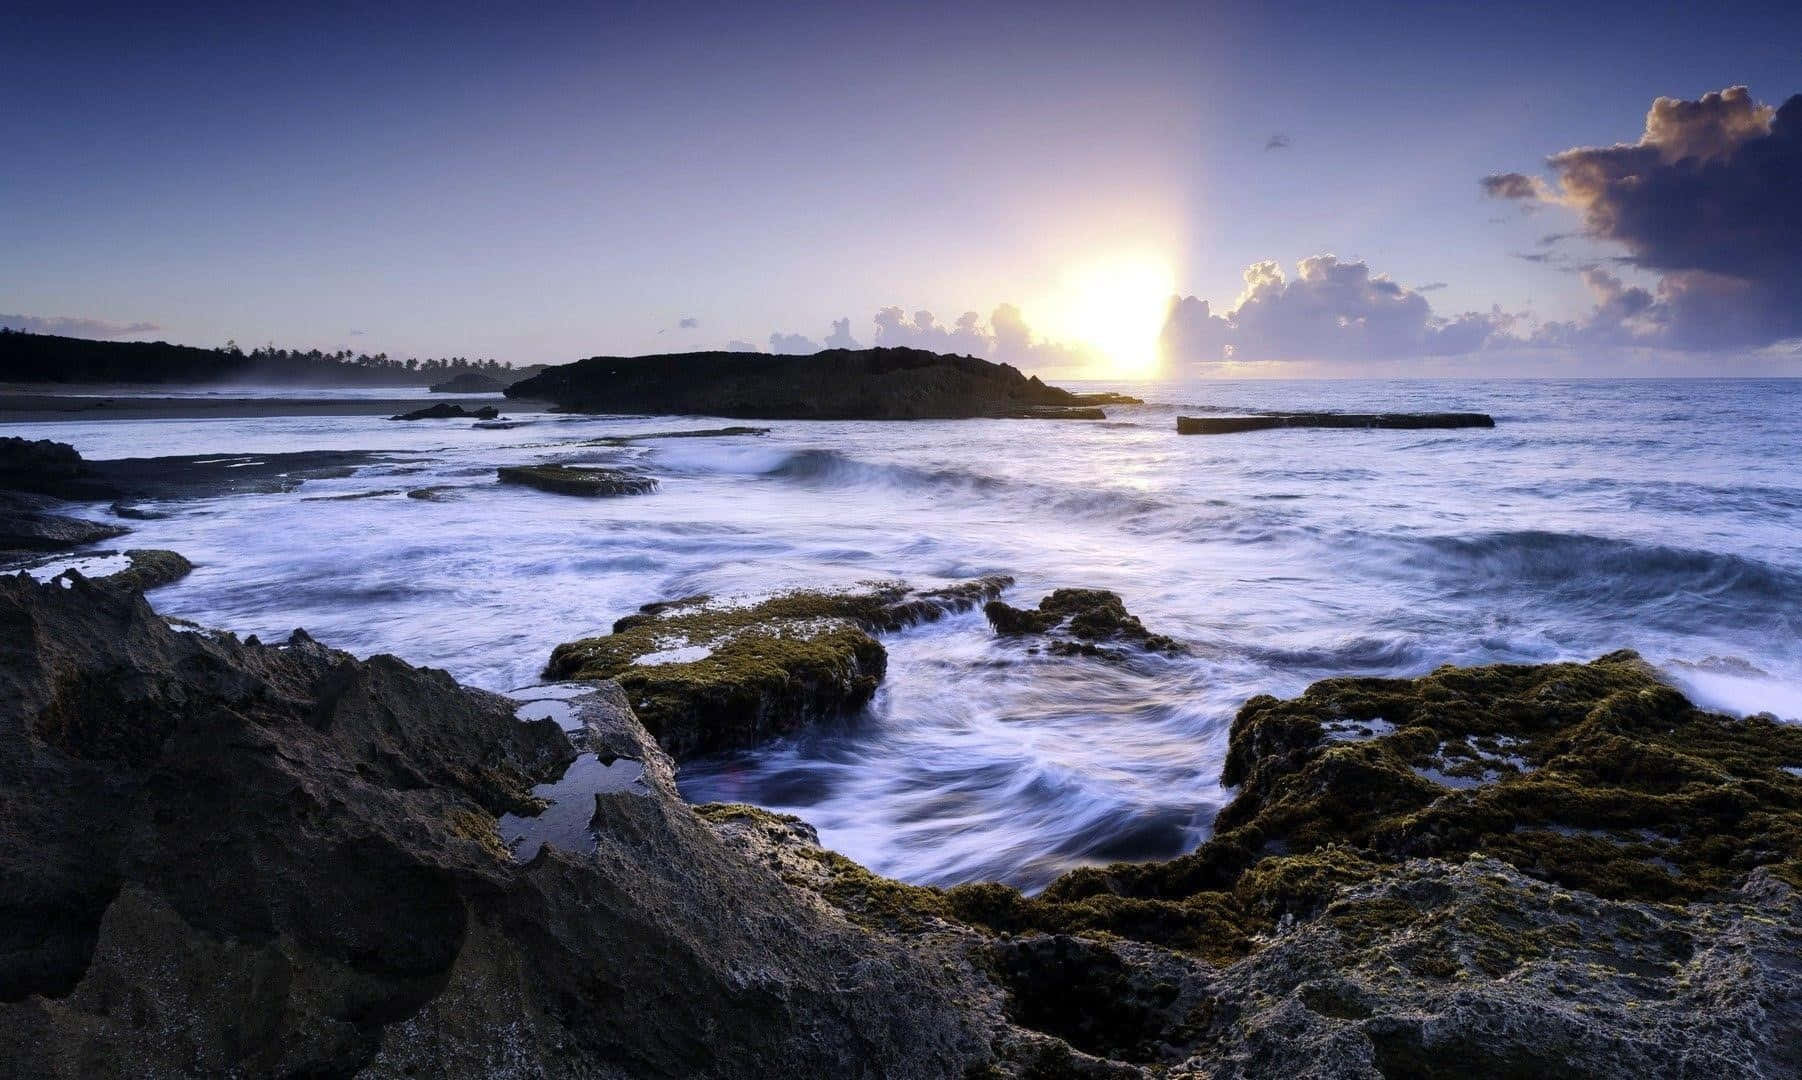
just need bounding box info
[1264,133,1291,151]
[1490,86,1802,348]
[1158,255,1512,365]
[1415,282,1448,291]
[1537,233,1576,247]
[0,313,160,338]
[678,316,699,329]
[1513,252,1554,263]
[1480,172,1547,200]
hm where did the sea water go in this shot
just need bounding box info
[15,378,1801,890]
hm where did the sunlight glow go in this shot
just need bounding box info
[1054,253,1176,378]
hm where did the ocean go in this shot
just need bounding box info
[18,378,1802,891]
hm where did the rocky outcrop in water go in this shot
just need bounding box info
[505,347,1142,420]
[0,574,987,1078]
[390,403,501,421]
[428,372,505,393]
[496,463,658,496]
[544,577,1012,759]
[985,587,1184,660]
[1177,412,1495,434]
[797,649,1802,1076]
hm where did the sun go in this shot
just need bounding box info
[1056,253,1175,378]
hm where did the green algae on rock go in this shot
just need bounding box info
[496,463,657,496]
[985,587,1184,660]
[703,650,1802,1077]
[878,651,1802,958]
[545,577,1012,759]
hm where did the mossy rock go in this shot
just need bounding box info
[841,651,1802,965]
[985,588,1183,660]
[497,464,657,496]
[545,577,1011,759]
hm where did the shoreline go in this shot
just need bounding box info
[0,391,524,423]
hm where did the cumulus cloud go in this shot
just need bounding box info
[767,331,819,354]
[822,317,859,350]
[753,304,1092,370]
[1159,255,1513,365]
[1487,85,1802,349]
[725,339,761,352]
[678,316,699,329]
[0,313,160,338]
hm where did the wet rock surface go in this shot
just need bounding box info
[497,463,658,496]
[0,437,119,499]
[787,650,1802,1077]
[5,575,1801,1077]
[1177,412,1496,435]
[986,587,1184,660]
[0,576,986,1079]
[506,346,1142,420]
[0,494,129,555]
[545,577,1012,759]
[390,403,501,421]
[427,372,505,393]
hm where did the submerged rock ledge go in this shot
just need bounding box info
[505,346,1141,420]
[4,576,1800,1077]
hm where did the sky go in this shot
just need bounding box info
[3,1,1799,376]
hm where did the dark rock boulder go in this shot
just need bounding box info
[497,463,657,496]
[985,587,1183,660]
[0,437,117,499]
[545,577,1012,759]
[0,575,987,1078]
[506,346,1143,420]
[390,403,501,421]
[428,372,504,393]
[0,494,129,555]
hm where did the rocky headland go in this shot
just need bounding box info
[504,347,1141,420]
[4,569,1800,1077]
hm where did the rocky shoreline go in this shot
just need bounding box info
[4,567,1800,1078]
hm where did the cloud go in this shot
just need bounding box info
[1479,172,1553,201]
[1264,133,1291,151]
[1160,255,1513,365]
[678,316,699,329]
[759,304,1093,371]
[725,339,761,352]
[1415,282,1448,292]
[822,317,859,350]
[768,331,819,354]
[871,307,989,354]
[0,313,160,338]
[1488,86,1802,349]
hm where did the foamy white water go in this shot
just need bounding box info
[15,378,1802,890]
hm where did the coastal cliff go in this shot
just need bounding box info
[3,575,1800,1077]
[504,347,1140,419]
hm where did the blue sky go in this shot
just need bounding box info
[3,1,1799,374]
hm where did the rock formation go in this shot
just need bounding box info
[5,573,1799,1077]
[505,347,1141,420]
[496,464,658,497]
[544,577,1012,759]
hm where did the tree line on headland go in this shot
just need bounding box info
[0,327,542,387]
